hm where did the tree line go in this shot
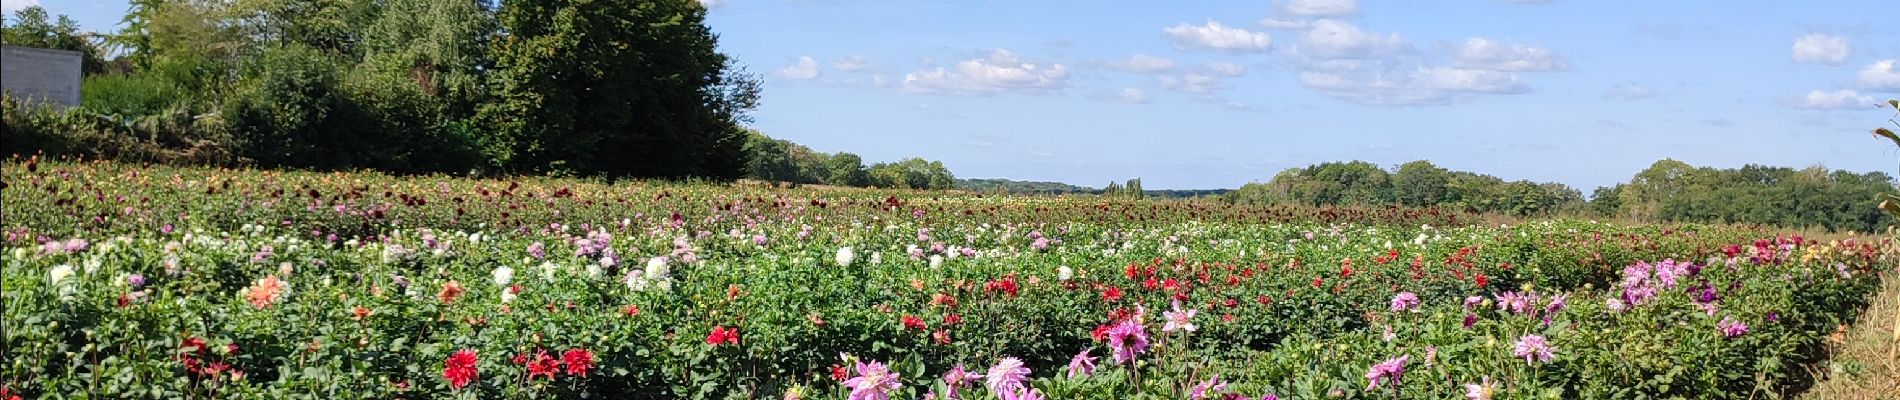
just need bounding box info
[741,129,956,189]
[1222,159,1894,233]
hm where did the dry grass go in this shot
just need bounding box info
[1802,272,1900,400]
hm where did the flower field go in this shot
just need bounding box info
[1,159,1894,399]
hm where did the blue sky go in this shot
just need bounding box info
[12,0,1900,190]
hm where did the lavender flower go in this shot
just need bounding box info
[126,274,146,288]
[841,360,902,400]
[1463,295,1484,310]
[1163,301,1198,333]
[985,357,1030,395]
[941,364,982,399]
[1718,316,1749,338]
[1543,293,1568,314]
[1463,376,1496,400]
[1065,349,1097,378]
[1513,334,1555,364]
[1188,374,1227,400]
[1390,292,1420,312]
[1364,355,1409,390]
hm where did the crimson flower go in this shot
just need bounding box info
[443,349,479,389]
[707,326,741,345]
[563,348,595,377]
[830,364,850,381]
[901,315,928,331]
[525,349,560,380]
[1102,287,1124,302]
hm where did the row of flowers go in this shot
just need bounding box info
[1,160,1893,399]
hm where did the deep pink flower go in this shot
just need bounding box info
[1105,320,1151,364]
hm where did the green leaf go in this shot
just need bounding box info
[1875,127,1900,148]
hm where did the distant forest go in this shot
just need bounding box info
[1225,159,1893,233]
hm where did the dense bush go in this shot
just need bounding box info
[1,160,1892,399]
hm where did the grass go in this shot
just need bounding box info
[1803,269,1900,400]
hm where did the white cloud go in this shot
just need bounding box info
[901,49,1070,95]
[1109,54,1176,73]
[1258,18,1311,30]
[1602,83,1659,100]
[1791,34,1850,65]
[1281,0,1357,17]
[831,55,872,72]
[1102,88,1152,104]
[1300,66,1528,106]
[1787,89,1875,110]
[1205,62,1246,77]
[1294,20,1407,60]
[1860,59,1900,90]
[1164,21,1272,53]
[698,0,726,9]
[1,0,39,13]
[774,56,821,80]
[1158,73,1230,95]
[1453,38,1566,71]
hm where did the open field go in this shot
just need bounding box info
[2,159,1895,399]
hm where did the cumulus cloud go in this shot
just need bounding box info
[698,0,726,9]
[1791,34,1850,65]
[775,56,821,80]
[831,55,873,72]
[1299,66,1528,106]
[1293,20,1408,60]
[1204,62,1246,77]
[1099,88,1152,104]
[1602,83,1659,100]
[1786,89,1876,110]
[1108,54,1176,73]
[1157,73,1231,95]
[1860,59,1900,90]
[1452,38,1566,71]
[901,49,1070,95]
[1164,21,1272,53]
[1280,0,1357,17]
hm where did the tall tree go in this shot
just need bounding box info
[482,0,757,178]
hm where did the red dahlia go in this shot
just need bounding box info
[443,349,479,389]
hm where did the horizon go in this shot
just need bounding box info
[13,0,1900,190]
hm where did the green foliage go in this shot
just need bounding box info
[1227,160,1583,216]
[868,158,956,190]
[81,73,184,117]
[1613,160,1893,233]
[1873,99,1900,223]
[3,0,758,180]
